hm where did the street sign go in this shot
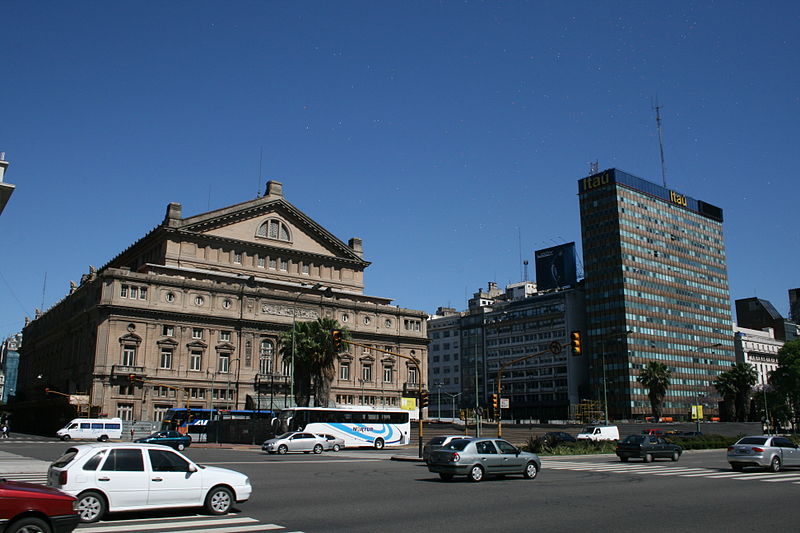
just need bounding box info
[550,341,562,354]
[500,398,510,409]
[692,405,703,420]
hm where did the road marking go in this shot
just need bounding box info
[81,517,258,531]
[203,459,382,465]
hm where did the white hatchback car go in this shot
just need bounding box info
[47,443,251,523]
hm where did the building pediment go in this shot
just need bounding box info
[176,193,366,264]
[156,338,179,347]
[118,332,142,345]
[215,342,237,352]
[186,340,208,349]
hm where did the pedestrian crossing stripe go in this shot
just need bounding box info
[79,514,302,533]
[541,460,800,484]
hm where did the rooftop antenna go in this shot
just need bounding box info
[523,260,529,282]
[517,227,523,281]
[653,98,667,188]
[257,146,263,197]
[40,272,47,312]
[589,160,599,175]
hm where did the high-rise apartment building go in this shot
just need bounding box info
[578,168,735,420]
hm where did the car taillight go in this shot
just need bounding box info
[59,470,68,485]
[451,453,460,462]
[752,447,764,453]
[727,446,734,451]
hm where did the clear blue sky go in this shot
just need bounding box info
[1,1,798,337]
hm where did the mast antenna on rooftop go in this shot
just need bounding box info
[653,98,668,188]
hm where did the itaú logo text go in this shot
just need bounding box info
[670,190,687,206]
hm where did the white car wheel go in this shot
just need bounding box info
[76,491,106,523]
[205,486,233,515]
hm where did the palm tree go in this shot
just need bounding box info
[637,361,671,421]
[727,362,758,422]
[280,318,348,407]
[713,372,737,422]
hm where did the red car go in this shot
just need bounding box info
[0,479,79,533]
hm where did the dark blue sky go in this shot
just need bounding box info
[1,1,798,335]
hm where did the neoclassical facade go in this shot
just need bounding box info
[17,181,428,422]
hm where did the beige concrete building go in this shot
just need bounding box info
[17,181,427,422]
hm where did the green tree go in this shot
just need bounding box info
[713,371,737,422]
[281,318,348,407]
[715,363,758,422]
[770,340,800,430]
[637,361,671,421]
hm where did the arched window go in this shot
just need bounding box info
[256,219,291,242]
[259,340,274,374]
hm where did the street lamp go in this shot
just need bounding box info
[599,330,632,425]
[691,342,722,431]
[225,357,242,409]
[434,380,442,420]
[444,392,462,421]
[290,282,326,405]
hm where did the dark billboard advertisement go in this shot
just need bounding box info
[535,242,577,291]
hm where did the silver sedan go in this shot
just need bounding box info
[727,435,800,472]
[427,437,541,482]
[262,432,327,455]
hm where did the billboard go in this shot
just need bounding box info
[535,242,577,291]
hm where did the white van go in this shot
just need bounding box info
[576,425,620,441]
[56,418,123,441]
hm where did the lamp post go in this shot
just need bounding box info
[434,381,442,420]
[691,342,722,431]
[289,283,323,405]
[599,330,632,425]
[444,392,462,420]
[225,357,241,409]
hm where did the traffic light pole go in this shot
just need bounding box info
[495,341,563,438]
[331,333,425,458]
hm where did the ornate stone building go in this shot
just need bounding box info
[17,181,428,422]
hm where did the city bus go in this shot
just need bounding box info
[161,408,276,441]
[276,407,411,449]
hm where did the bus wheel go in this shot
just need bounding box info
[373,438,385,450]
[98,435,108,442]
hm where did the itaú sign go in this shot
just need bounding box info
[579,171,613,192]
[669,190,688,206]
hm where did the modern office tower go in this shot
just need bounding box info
[578,168,735,420]
[736,297,799,342]
[788,289,800,328]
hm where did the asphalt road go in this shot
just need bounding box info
[1,436,796,533]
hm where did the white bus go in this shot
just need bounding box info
[277,407,411,449]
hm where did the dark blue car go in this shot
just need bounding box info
[135,430,192,450]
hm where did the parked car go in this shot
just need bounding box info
[576,425,620,441]
[0,479,79,533]
[135,430,192,451]
[427,438,541,482]
[727,435,800,472]
[316,434,345,452]
[616,434,682,462]
[543,431,577,444]
[262,432,327,455]
[423,435,469,463]
[46,443,251,523]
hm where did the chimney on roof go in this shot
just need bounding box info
[164,202,183,227]
[348,237,363,258]
[266,181,283,198]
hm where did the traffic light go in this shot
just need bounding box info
[419,390,430,408]
[491,393,499,411]
[570,331,582,356]
[128,374,137,381]
[332,329,343,350]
